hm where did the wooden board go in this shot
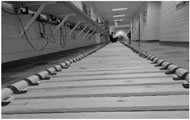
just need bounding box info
[55,69,164,77]
[70,64,156,69]
[36,77,183,89]
[75,60,152,64]
[72,63,153,67]
[2,111,189,119]
[50,73,172,82]
[62,66,161,73]
[2,42,189,119]
[3,95,189,114]
[14,84,189,99]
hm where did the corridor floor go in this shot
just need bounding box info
[2,42,188,119]
[126,41,189,70]
[2,44,103,88]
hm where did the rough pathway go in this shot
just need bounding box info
[2,43,189,119]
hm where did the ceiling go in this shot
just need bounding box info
[90,1,145,27]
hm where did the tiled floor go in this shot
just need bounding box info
[124,41,189,70]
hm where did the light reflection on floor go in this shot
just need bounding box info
[124,40,189,70]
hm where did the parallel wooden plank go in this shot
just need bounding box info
[75,59,152,63]
[80,58,145,61]
[3,111,189,119]
[70,64,156,69]
[14,85,188,99]
[37,78,183,89]
[3,95,189,114]
[72,62,153,67]
[3,42,189,119]
[55,69,164,77]
[79,57,148,60]
[62,66,162,73]
[50,73,172,82]
[36,78,184,88]
[78,58,150,61]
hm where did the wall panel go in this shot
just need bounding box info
[159,1,189,42]
[2,11,102,63]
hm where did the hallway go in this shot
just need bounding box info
[2,42,189,118]
[2,40,189,88]
[1,1,189,119]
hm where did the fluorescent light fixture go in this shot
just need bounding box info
[113,14,126,17]
[114,19,124,22]
[112,8,128,11]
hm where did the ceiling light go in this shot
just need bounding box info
[112,8,128,11]
[114,19,124,22]
[113,14,126,17]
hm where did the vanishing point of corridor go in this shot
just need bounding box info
[2,1,189,119]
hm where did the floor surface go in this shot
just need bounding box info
[2,40,189,87]
[125,40,189,70]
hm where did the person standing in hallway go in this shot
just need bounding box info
[127,31,131,45]
[109,32,118,43]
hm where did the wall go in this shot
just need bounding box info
[141,1,160,41]
[2,11,104,63]
[131,3,144,41]
[131,15,140,40]
[83,1,104,24]
[131,1,189,43]
[131,2,161,41]
[159,1,189,42]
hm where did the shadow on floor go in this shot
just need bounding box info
[2,43,105,87]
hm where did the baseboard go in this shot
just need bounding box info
[159,41,189,44]
[159,41,189,48]
[132,40,159,42]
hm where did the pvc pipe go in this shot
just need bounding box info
[185,74,189,81]
[73,58,77,62]
[54,65,62,70]
[37,70,49,79]
[65,61,71,66]
[153,58,159,63]
[168,64,180,72]
[156,59,165,65]
[175,68,189,78]
[147,55,152,59]
[27,75,40,84]
[150,56,155,61]
[161,62,172,68]
[47,67,56,74]
[69,59,74,63]
[11,80,29,91]
[60,62,67,67]
[2,88,14,100]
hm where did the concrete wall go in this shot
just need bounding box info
[159,1,189,42]
[131,16,140,40]
[141,2,160,41]
[131,1,189,42]
[131,2,161,41]
[2,11,105,63]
